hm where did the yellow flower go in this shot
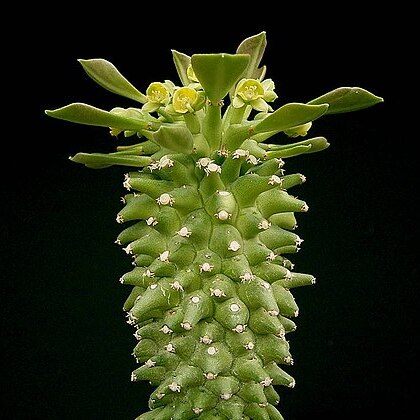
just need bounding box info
[233,78,277,112]
[142,82,171,112]
[172,87,199,114]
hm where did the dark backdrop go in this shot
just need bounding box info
[2,9,417,420]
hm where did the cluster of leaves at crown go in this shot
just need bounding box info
[46,32,382,420]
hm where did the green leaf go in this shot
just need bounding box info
[45,103,150,130]
[78,59,146,103]
[266,144,312,158]
[308,87,383,114]
[153,125,194,154]
[237,32,267,79]
[301,136,330,154]
[172,50,191,86]
[265,137,330,154]
[255,103,329,134]
[191,54,250,103]
[116,141,160,155]
[70,153,152,169]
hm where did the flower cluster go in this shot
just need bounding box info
[139,67,281,118]
[119,59,312,139]
[142,81,205,115]
[140,64,205,116]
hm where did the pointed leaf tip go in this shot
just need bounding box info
[78,58,146,103]
[45,103,149,131]
[70,152,152,169]
[237,32,267,79]
[172,50,191,86]
[308,87,383,114]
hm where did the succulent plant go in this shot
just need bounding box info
[46,32,382,419]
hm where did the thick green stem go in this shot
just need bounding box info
[202,102,222,151]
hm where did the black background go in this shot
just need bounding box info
[2,9,417,420]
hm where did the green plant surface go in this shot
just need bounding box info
[46,32,382,419]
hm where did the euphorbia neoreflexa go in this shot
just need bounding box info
[46,32,382,419]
